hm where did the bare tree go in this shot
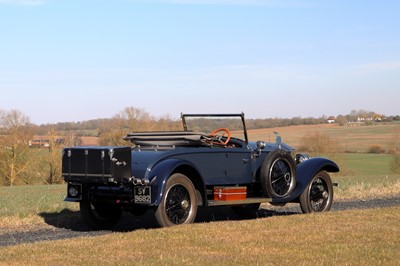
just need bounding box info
[99,107,181,146]
[157,114,181,131]
[0,110,34,186]
[99,107,152,146]
[335,115,348,126]
[44,128,63,184]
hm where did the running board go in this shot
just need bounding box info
[208,197,271,207]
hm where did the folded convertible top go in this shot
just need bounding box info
[124,131,206,146]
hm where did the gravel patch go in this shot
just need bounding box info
[1,196,400,247]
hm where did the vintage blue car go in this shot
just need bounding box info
[62,113,339,229]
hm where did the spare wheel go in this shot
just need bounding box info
[260,149,296,198]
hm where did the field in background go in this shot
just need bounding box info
[247,122,400,153]
[342,153,392,175]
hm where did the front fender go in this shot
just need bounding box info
[272,157,339,204]
[145,158,201,206]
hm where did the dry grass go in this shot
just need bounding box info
[337,180,400,200]
[0,206,399,265]
[334,174,400,200]
[0,215,43,229]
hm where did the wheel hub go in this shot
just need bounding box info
[284,173,291,182]
[322,191,329,199]
[181,200,190,210]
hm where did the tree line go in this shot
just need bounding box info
[34,109,400,135]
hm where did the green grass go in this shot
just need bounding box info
[342,153,393,175]
[0,184,72,218]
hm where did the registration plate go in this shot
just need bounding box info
[134,186,151,204]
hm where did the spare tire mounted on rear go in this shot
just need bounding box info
[260,149,296,198]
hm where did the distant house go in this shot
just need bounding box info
[29,138,65,148]
[29,139,50,148]
[357,117,373,122]
[327,116,336,124]
[357,114,384,122]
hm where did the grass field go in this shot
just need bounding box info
[342,153,393,175]
[0,185,74,219]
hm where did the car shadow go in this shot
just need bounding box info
[39,205,300,233]
[39,209,159,232]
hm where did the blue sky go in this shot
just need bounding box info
[0,0,399,124]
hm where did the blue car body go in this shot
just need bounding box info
[130,142,337,206]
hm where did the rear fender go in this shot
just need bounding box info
[272,157,339,204]
[145,159,204,206]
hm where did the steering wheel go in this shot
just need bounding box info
[209,128,231,145]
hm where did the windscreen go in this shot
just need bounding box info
[182,114,247,142]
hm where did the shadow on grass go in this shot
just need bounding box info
[39,205,299,233]
[39,209,159,232]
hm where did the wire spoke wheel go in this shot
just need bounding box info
[300,171,333,213]
[155,173,198,227]
[270,159,294,196]
[165,184,191,224]
[309,178,330,211]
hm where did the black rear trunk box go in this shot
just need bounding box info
[62,146,131,183]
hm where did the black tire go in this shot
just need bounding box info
[300,171,333,213]
[231,203,261,218]
[260,149,296,198]
[80,200,122,230]
[155,173,198,227]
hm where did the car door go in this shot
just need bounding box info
[225,147,253,184]
[181,148,228,185]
